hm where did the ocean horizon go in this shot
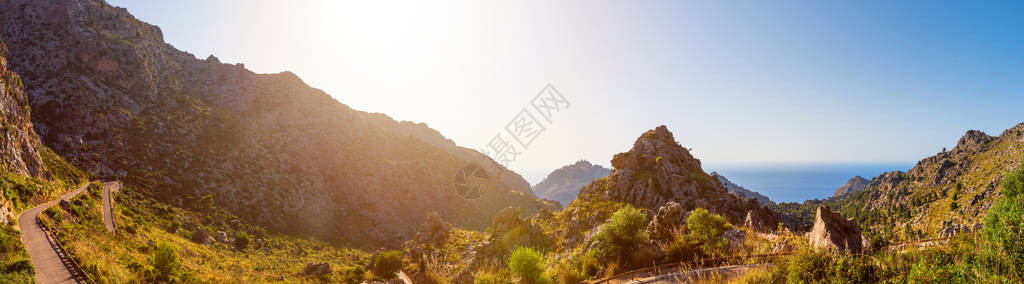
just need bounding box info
[705,162,916,203]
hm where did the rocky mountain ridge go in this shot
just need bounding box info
[557,126,779,247]
[0,0,555,246]
[710,171,771,204]
[832,176,870,197]
[532,160,609,206]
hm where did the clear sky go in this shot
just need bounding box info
[109,0,1024,184]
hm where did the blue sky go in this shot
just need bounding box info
[109,0,1024,183]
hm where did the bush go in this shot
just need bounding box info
[508,247,545,283]
[981,162,1024,281]
[783,248,829,283]
[151,242,179,282]
[341,266,366,284]
[234,232,251,250]
[372,250,403,280]
[593,205,647,267]
[685,208,731,256]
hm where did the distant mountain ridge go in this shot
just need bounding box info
[532,160,609,206]
[833,176,870,197]
[710,172,771,204]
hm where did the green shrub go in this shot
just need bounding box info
[234,232,251,250]
[151,242,179,282]
[341,266,366,284]
[783,248,829,283]
[371,250,403,280]
[663,233,701,262]
[980,162,1024,281]
[508,247,545,283]
[685,208,730,256]
[593,205,647,267]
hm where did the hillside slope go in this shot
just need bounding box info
[832,176,870,197]
[0,0,554,246]
[775,123,1024,237]
[533,160,609,206]
[710,172,771,204]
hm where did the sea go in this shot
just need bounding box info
[704,162,915,203]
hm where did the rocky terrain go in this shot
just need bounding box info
[775,123,1024,237]
[0,35,55,226]
[710,172,771,204]
[557,126,780,247]
[0,0,555,246]
[532,160,610,206]
[0,37,48,180]
[832,176,870,197]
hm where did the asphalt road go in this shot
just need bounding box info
[16,183,91,284]
[102,182,119,233]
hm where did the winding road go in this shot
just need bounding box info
[101,181,119,233]
[16,183,91,284]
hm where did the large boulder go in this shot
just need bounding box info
[646,201,686,244]
[216,231,229,243]
[807,206,862,254]
[300,262,331,277]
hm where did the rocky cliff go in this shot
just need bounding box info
[832,176,870,197]
[0,37,48,180]
[0,0,555,245]
[557,126,779,246]
[710,172,771,204]
[532,160,609,206]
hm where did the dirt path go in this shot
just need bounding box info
[17,183,91,284]
[101,182,119,233]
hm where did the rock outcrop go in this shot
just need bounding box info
[832,176,870,197]
[0,36,49,179]
[808,206,862,254]
[533,160,610,206]
[0,0,556,245]
[744,210,771,233]
[646,201,687,244]
[560,126,781,247]
[710,172,771,204]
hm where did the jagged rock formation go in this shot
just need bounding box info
[558,126,780,247]
[710,172,771,204]
[0,37,48,180]
[852,124,1024,235]
[0,0,555,245]
[832,176,870,197]
[0,35,52,225]
[744,210,771,233]
[646,201,686,244]
[533,160,610,206]
[808,206,862,254]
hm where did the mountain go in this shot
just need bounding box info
[557,126,779,245]
[0,0,555,246]
[532,160,610,206]
[710,171,771,204]
[832,176,870,197]
[774,123,1024,236]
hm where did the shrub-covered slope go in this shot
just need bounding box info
[775,123,1024,238]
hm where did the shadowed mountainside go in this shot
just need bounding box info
[0,0,555,246]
